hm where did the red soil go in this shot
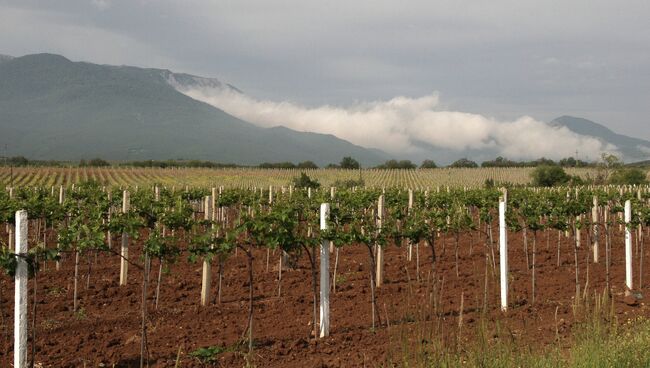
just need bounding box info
[1,226,649,367]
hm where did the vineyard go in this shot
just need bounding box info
[2,182,650,367]
[0,166,606,189]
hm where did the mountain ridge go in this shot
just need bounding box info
[550,116,650,161]
[2,53,648,165]
[0,53,387,165]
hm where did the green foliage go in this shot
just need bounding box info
[124,159,241,169]
[79,158,110,167]
[144,229,181,263]
[258,161,297,169]
[601,153,623,168]
[332,178,365,189]
[558,156,591,167]
[608,168,648,185]
[376,159,417,169]
[340,156,361,169]
[531,165,570,187]
[481,156,520,168]
[291,172,321,189]
[420,159,438,168]
[59,182,111,253]
[189,345,229,363]
[297,160,319,169]
[449,158,479,168]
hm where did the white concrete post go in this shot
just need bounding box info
[120,190,130,286]
[8,187,14,251]
[320,203,330,337]
[499,197,508,311]
[376,195,385,287]
[592,196,599,263]
[329,187,336,253]
[14,210,28,368]
[576,215,581,248]
[56,186,64,270]
[201,195,212,306]
[407,189,413,261]
[625,200,633,293]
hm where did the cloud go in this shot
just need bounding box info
[91,0,112,10]
[175,84,617,161]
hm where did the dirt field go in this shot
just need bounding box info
[0,226,648,367]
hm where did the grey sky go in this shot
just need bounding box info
[1,0,649,139]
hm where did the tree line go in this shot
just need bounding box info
[1,154,648,172]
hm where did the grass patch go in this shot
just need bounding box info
[189,345,233,364]
[73,307,86,320]
[386,288,650,368]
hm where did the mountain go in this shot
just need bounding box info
[627,160,650,167]
[550,116,650,162]
[0,53,387,165]
[0,54,14,63]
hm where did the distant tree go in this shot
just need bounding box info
[340,156,360,169]
[527,157,557,167]
[297,161,318,169]
[589,153,624,184]
[481,156,519,168]
[376,159,416,169]
[558,157,577,167]
[601,153,623,169]
[608,168,648,185]
[558,157,590,167]
[7,156,29,166]
[531,165,570,187]
[259,162,297,169]
[124,159,240,169]
[449,158,479,168]
[325,163,340,169]
[420,160,438,169]
[292,172,321,189]
[88,158,110,167]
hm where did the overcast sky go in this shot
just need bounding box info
[1,0,649,140]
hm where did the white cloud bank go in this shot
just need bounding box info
[175,85,617,161]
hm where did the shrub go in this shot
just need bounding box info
[608,168,648,185]
[332,178,365,189]
[531,165,570,187]
[292,172,321,189]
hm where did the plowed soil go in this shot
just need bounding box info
[1,226,649,367]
